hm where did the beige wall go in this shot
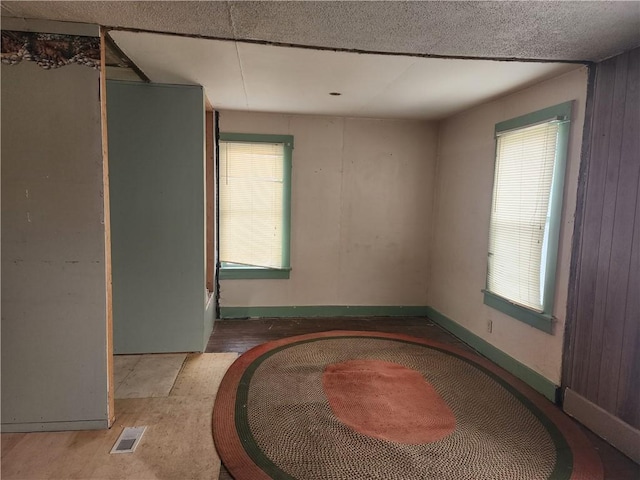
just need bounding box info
[428,67,589,384]
[218,111,438,307]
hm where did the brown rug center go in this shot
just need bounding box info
[322,359,456,444]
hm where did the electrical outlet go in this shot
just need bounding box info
[486,319,493,333]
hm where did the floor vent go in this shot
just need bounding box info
[110,426,147,454]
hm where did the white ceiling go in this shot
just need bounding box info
[2,1,640,62]
[110,30,579,120]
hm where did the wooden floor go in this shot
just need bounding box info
[206,317,639,480]
[206,316,475,354]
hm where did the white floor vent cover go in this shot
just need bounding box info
[110,426,147,454]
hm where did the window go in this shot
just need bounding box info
[218,133,293,280]
[483,102,572,333]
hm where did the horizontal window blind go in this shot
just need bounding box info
[219,141,285,269]
[487,121,560,311]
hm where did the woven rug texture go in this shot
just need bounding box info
[213,331,603,480]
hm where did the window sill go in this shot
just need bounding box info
[482,290,553,334]
[219,267,291,280]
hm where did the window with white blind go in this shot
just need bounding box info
[483,102,572,333]
[218,133,293,280]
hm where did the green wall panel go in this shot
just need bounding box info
[107,81,208,353]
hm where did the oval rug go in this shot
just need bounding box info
[212,331,603,480]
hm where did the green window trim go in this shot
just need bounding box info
[494,102,572,134]
[219,265,291,280]
[482,290,553,333]
[484,101,572,334]
[219,132,293,280]
[220,132,294,149]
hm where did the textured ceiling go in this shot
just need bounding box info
[2,1,639,62]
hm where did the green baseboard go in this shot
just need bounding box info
[425,307,560,403]
[220,305,431,319]
[218,304,559,403]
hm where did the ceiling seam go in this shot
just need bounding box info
[355,61,418,116]
[226,1,249,109]
[234,42,249,109]
[102,26,592,65]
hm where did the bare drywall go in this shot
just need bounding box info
[1,61,109,430]
[428,67,589,384]
[218,111,438,308]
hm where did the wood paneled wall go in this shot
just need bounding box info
[565,46,640,429]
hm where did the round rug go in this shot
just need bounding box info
[213,331,603,480]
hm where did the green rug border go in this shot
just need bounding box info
[234,334,573,480]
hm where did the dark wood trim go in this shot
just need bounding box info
[214,110,221,319]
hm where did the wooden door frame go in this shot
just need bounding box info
[100,27,115,427]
